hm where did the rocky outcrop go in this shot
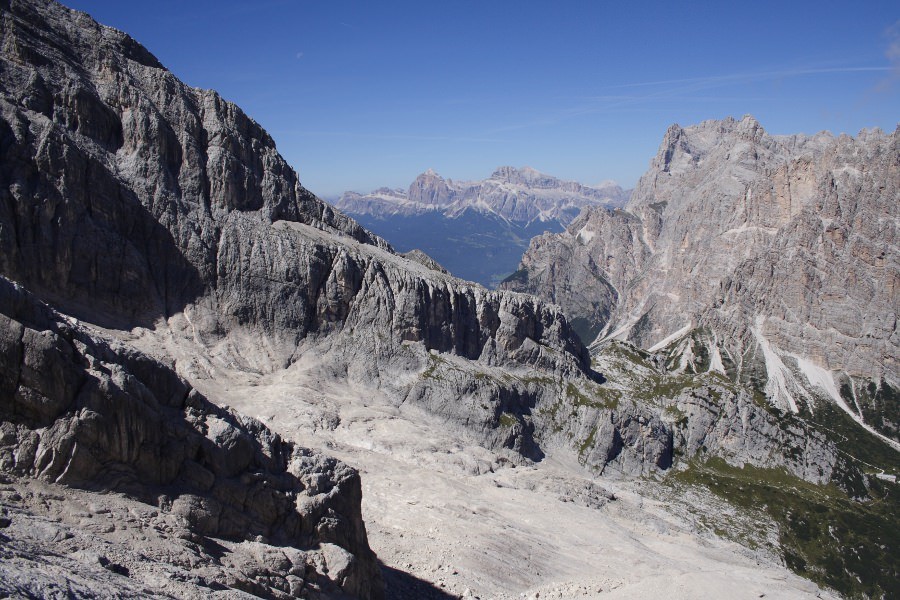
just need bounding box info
[501,206,651,343]
[503,116,899,441]
[0,0,386,330]
[0,275,382,598]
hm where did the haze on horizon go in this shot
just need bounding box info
[65,0,899,197]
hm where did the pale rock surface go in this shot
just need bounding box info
[192,350,838,600]
[503,116,899,436]
[0,275,382,599]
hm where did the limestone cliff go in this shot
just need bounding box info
[503,116,899,444]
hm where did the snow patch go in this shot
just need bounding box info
[577,227,595,243]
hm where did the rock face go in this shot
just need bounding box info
[0,275,382,598]
[335,167,629,286]
[585,341,838,483]
[503,116,899,442]
[0,0,611,466]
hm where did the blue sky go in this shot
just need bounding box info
[66,1,899,197]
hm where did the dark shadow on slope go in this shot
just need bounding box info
[382,564,459,600]
[0,110,204,330]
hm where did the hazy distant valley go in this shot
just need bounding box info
[334,167,629,287]
[0,2,897,600]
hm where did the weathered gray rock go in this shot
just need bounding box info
[401,249,449,274]
[502,206,650,343]
[0,275,383,599]
[0,0,590,379]
[0,0,385,331]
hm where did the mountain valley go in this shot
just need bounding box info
[0,1,897,599]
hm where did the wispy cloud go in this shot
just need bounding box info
[604,66,891,91]
[486,64,892,134]
[877,20,900,91]
[293,130,505,144]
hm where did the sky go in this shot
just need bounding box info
[65,0,899,197]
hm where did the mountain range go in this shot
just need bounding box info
[334,167,629,286]
[0,1,897,598]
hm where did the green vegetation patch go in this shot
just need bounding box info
[421,352,447,380]
[608,341,652,367]
[840,377,900,443]
[673,458,900,599]
[520,374,556,386]
[578,427,598,457]
[498,412,518,428]
[500,268,529,285]
[804,400,899,476]
[663,404,688,427]
[567,382,620,410]
[643,374,700,402]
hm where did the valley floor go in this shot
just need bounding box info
[188,349,836,600]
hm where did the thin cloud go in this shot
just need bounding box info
[604,66,890,91]
[876,20,900,91]
[294,130,505,144]
[295,51,304,60]
[487,64,892,134]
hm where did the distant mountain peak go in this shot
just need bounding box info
[334,167,631,286]
[337,167,630,225]
[490,165,548,183]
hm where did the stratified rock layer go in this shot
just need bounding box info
[0,0,841,534]
[0,0,590,378]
